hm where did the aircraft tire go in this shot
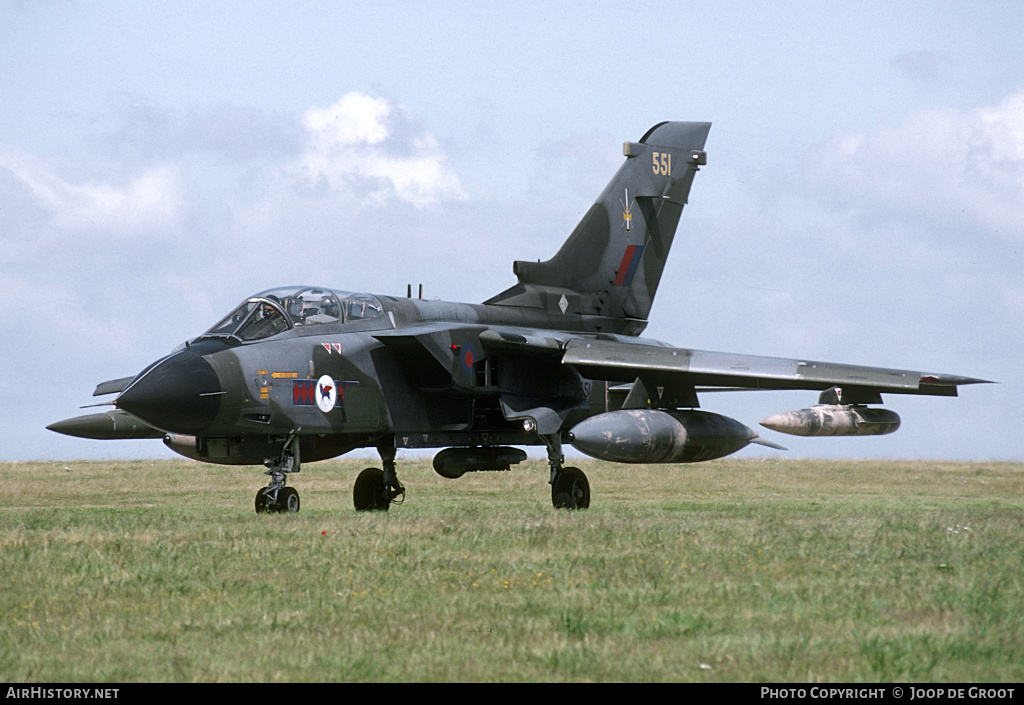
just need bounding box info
[280,487,300,513]
[551,467,590,510]
[353,467,390,512]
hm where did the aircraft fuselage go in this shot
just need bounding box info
[114,289,640,467]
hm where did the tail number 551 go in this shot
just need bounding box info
[652,152,672,176]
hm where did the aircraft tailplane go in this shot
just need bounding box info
[486,121,711,330]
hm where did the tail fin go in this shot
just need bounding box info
[486,121,711,332]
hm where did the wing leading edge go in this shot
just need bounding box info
[560,338,990,399]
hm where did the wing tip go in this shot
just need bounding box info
[920,374,995,387]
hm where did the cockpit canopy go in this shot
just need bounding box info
[202,286,385,342]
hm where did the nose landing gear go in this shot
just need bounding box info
[255,436,301,514]
[256,485,300,513]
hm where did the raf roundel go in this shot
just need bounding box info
[315,375,337,413]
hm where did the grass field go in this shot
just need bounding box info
[1,456,1022,682]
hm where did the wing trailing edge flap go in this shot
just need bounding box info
[561,339,987,397]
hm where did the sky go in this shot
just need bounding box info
[2,0,1022,465]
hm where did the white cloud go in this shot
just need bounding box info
[801,89,1024,243]
[302,93,391,146]
[290,92,467,208]
[0,144,185,239]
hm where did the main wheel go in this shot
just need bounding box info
[255,488,277,514]
[551,466,590,510]
[279,487,300,513]
[353,467,390,511]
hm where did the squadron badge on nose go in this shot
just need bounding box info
[316,375,337,413]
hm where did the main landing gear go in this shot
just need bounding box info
[543,434,590,510]
[255,436,301,514]
[352,439,405,512]
[348,434,588,511]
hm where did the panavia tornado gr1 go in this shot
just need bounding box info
[48,121,989,512]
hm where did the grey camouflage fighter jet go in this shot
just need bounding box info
[49,121,989,512]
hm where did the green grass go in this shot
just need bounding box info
[1,457,1022,682]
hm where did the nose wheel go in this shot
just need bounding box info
[255,485,300,513]
[255,435,301,514]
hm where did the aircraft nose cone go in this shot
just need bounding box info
[115,351,222,434]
